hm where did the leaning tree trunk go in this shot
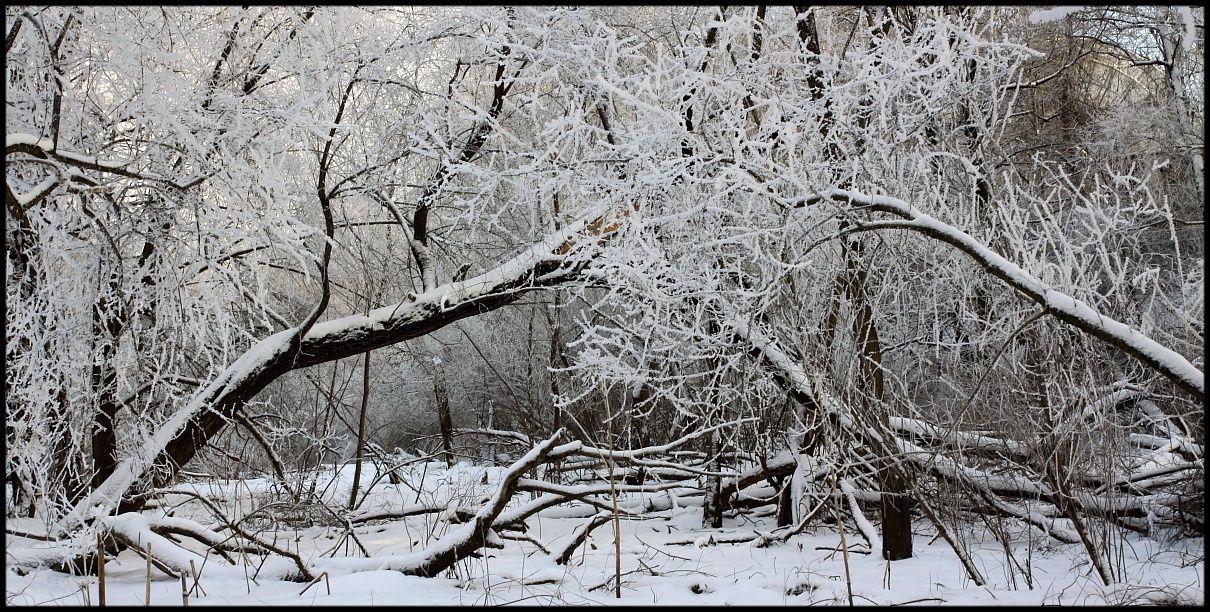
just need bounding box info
[53,210,613,532]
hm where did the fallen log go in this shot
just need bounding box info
[551,513,613,565]
[313,430,565,578]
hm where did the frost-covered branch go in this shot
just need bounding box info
[798,189,1205,399]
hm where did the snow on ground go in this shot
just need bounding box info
[6,461,1204,606]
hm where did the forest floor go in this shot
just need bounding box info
[6,460,1204,606]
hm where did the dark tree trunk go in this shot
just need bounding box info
[89,264,126,492]
[434,375,455,468]
[846,240,913,561]
[348,350,371,510]
[775,476,794,527]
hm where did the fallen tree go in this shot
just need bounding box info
[52,205,623,536]
[726,307,1201,580]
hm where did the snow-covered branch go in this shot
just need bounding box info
[799,189,1204,400]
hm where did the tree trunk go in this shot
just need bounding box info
[846,240,913,561]
[775,476,794,527]
[705,429,723,528]
[347,350,371,510]
[89,263,126,492]
[548,290,564,436]
[434,375,455,468]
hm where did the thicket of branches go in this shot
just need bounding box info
[5,5,1204,587]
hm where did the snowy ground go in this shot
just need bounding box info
[6,461,1204,606]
